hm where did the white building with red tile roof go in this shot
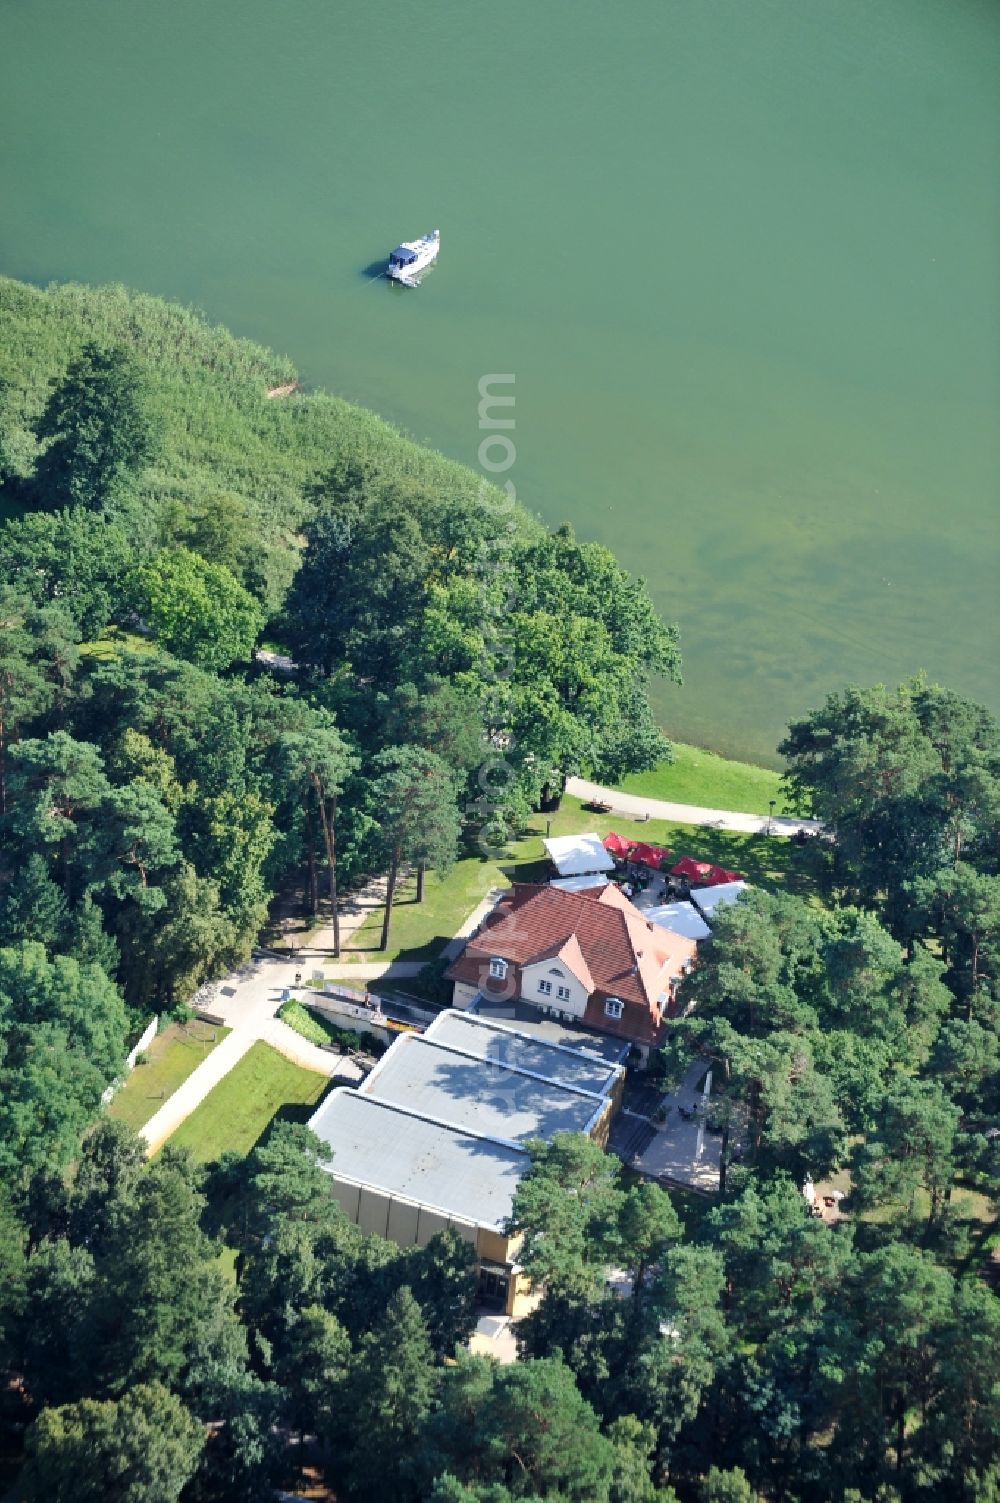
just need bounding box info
[445,882,697,1061]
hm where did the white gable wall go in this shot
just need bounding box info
[519,957,590,1021]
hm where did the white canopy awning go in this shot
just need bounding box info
[644,900,712,942]
[549,874,610,894]
[542,832,615,878]
[690,880,748,920]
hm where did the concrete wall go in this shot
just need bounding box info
[358,1186,391,1238]
[478,1226,518,1266]
[387,1197,420,1246]
[509,1271,541,1319]
[330,1174,516,1261]
[587,1097,616,1149]
[308,996,397,1050]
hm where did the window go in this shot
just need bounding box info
[548,966,564,977]
[488,958,507,981]
[557,985,571,1001]
[604,997,624,1020]
[537,979,552,995]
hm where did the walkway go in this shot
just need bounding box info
[276,875,389,959]
[629,1059,724,1194]
[566,776,822,838]
[315,960,428,981]
[136,880,497,1156]
[442,887,505,960]
[140,952,363,1155]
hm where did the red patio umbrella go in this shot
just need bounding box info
[629,841,672,869]
[670,856,716,885]
[706,865,744,885]
[602,832,635,859]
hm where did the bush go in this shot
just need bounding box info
[279,999,339,1048]
[278,1000,388,1060]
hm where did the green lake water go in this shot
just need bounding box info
[2,0,998,763]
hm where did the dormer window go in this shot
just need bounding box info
[605,997,624,1020]
[488,958,507,981]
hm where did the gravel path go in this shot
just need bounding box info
[140,955,362,1155]
[566,776,822,837]
[136,883,498,1155]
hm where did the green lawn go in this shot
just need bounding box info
[165,1042,329,1161]
[618,742,789,816]
[347,794,821,966]
[107,1020,229,1132]
[79,627,157,661]
[816,1162,998,1280]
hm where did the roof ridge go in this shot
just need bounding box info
[323,1084,531,1157]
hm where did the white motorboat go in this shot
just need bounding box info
[386,229,440,286]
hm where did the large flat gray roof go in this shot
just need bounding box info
[470,997,630,1065]
[425,1010,619,1096]
[308,1089,525,1231]
[360,1032,604,1146]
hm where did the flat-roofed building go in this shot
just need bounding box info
[308,1090,526,1309]
[643,899,712,943]
[469,997,631,1067]
[308,1009,625,1316]
[361,1031,612,1146]
[424,1009,623,1101]
[690,880,748,922]
[542,832,615,879]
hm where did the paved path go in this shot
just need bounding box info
[275,875,389,959]
[566,776,822,838]
[442,887,505,960]
[140,1031,257,1155]
[140,954,363,1155]
[136,880,496,1156]
[315,960,429,981]
[631,1059,723,1193]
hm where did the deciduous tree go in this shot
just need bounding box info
[129,546,264,670]
[0,942,127,1180]
[21,1382,203,1503]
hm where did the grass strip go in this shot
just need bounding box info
[107,1020,229,1132]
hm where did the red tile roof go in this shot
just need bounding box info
[446,883,697,1048]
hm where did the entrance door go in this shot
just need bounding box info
[478,1265,510,1311]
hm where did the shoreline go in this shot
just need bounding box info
[615,740,787,819]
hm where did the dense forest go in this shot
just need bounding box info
[0,276,997,1501]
